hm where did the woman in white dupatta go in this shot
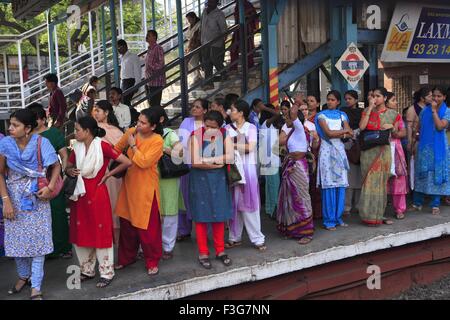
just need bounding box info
[66,116,131,288]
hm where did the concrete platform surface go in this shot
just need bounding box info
[1,204,450,300]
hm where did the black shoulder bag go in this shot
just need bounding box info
[158,130,190,178]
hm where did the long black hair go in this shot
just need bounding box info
[232,99,251,120]
[140,108,163,135]
[95,100,121,129]
[77,116,106,138]
[27,103,47,121]
[413,86,431,104]
[10,109,38,132]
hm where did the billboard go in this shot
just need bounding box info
[381,2,450,63]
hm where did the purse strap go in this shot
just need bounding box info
[37,135,43,173]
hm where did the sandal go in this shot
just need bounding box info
[96,277,113,288]
[198,257,212,269]
[224,240,242,249]
[382,219,394,225]
[324,226,337,231]
[407,204,422,212]
[396,213,405,220]
[8,277,30,295]
[253,243,267,251]
[30,293,43,300]
[147,267,159,276]
[80,273,95,282]
[162,251,173,260]
[338,223,349,227]
[216,254,232,266]
[298,237,312,245]
[176,234,191,242]
[432,207,441,215]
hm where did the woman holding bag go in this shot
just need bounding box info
[189,110,234,269]
[225,100,266,251]
[0,109,61,300]
[27,103,72,259]
[358,87,402,226]
[154,106,185,260]
[67,116,131,288]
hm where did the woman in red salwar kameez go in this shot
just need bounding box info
[67,116,131,288]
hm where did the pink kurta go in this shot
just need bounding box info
[99,123,124,231]
[388,120,408,195]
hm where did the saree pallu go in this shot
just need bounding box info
[276,158,314,239]
[388,138,408,196]
[359,145,392,225]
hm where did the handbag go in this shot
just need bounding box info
[226,163,242,186]
[158,130,190,178]
[37,136,64,199]
[63,175,77,199]
[359,129,391,151]
[346,139,361,165]
[159,153,190,178]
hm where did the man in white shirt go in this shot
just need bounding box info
[117,39,142,107]
[74,38,88,72]
[110,87,131,130]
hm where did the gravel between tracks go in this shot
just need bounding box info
[393,274,450,300]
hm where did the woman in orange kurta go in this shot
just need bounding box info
[114,108,163,275]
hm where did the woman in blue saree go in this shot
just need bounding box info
[411,86,450,215]
[0,109,61,300]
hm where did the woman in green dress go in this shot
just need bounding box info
[28,103,71,258]
[358,88,402,226]
[154,107,185,260]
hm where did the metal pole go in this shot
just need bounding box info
[119,0,125,38]
[88,11,96,75]
[168,0,173,46]
[198,0,201,17]
[101,5,111,94]
[96,8,102,66]
[110,0,120,87]
[101,6,108,73]
[54,25,61,84]
[143,0,148,42]
[4,53,10,110]
[67,26,72,69]
[152,0,156,30]
[36,35,42,93]
[17,41,25,108]
[176,0,188,118]
[239,0,248,95]
[47,11,56,74]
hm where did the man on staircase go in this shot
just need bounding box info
[200,0,228,90]
[144,30,166,107]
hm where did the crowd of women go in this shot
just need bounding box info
[0,85,448,300]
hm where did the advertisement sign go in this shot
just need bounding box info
[335,42,369,88]
[381,2,450,62]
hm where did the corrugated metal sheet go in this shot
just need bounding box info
[277,0,329,65]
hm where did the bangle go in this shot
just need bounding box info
[2,195,9,200]
[47,186,54,192]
